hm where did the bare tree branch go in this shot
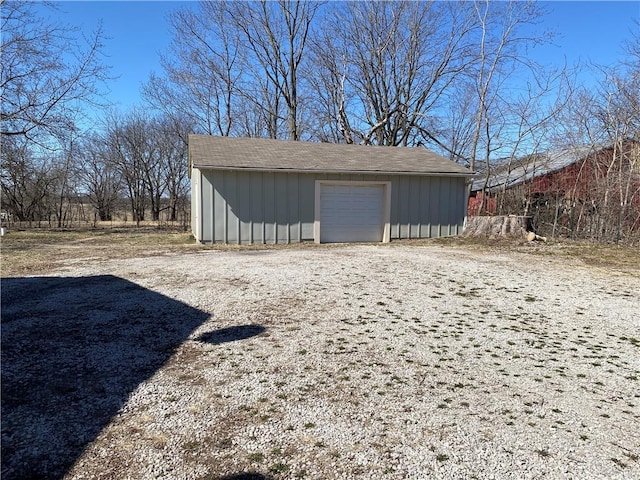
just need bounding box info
[1,1,109,142]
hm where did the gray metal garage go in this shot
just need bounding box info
[189,135,472,244]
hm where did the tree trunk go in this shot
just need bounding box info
[464,215,533,238]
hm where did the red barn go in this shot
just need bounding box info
[468,143,640,240]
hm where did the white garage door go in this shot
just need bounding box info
[320,184,384,243]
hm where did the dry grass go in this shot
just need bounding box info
[0,227,198,277]
[431,236,640,277]
[2,227,638,278]
[561,243,640,272]
[0,226,342,277]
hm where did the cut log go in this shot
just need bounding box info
[526,231,547,242]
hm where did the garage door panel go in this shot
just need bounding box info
[320,184,384,243]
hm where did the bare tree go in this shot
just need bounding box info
[104,113,148,224]
[583,70,639,242]
[0,135,52,223]
[463,1,554,173]
[147,0,318,141]
[102,111,191,224]
[431,79,478,164]
[537,25,640,243]
[309,1,478,146]
[156,117,191,223]
[0,0,108,143]
[481,54,638,243]
[143,1,243,137]
[229,0,319,140]
[305,18,354,144]
[425,0,569,220]
[77,133,122,223]
[49,131,80,228]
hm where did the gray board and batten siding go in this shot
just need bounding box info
[189,135,472,244]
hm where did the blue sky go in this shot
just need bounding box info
[42,1,640,112]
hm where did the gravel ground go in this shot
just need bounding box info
[2,244,639,479]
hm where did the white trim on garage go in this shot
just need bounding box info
[191,168,202,243]
[314,180,391,243]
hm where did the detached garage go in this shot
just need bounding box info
[189,135,472,244]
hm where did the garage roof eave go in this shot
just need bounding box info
[191,164,474,177]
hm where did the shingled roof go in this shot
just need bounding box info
[189,135,472,176]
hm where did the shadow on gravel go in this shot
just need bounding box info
[1,275,216,480]
[196,325,266,344]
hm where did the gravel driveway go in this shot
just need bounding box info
[2,244,639,479]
